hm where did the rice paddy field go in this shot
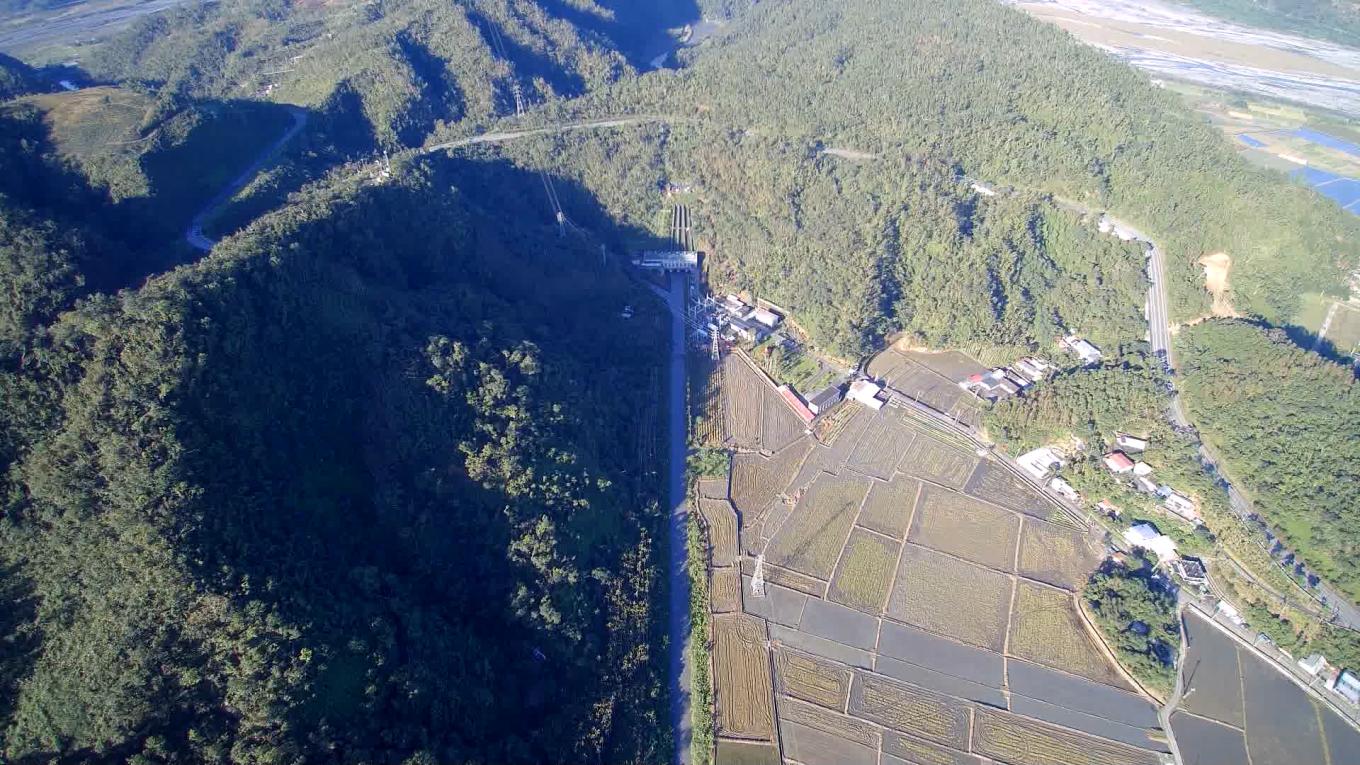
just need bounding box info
[697,348,1182,765]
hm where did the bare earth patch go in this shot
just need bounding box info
[1200,252,1236,317]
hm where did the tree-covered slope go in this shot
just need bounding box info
[0,157,670,763]
[1178,319,1360,601]
[619,0,1360,340]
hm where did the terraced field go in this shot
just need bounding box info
[1008,581,1131,689]
[908,486,1021,571]
[698,348,1169,765]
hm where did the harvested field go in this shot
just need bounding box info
[779,697,879,747]
[828,527,902,614]
[846,411,916,479]
[856,473,920,539]
[1170,712,1249,765]
[774,647,853,710]
[730,439,810,516]
[847,671,970,748]
[898,434,977,489]
[873,656,1007,708]
[715,739,780,765]
[963,462,1060,523]
[904,349,987,381]
[907,486,1020,571]
[713,613,775,741]
[1007,581,1130,689]
[881,729,980,765]
[1007,659,1158,729]
[723,353,766,448]
[821,406,872,463]
[1008,695,1164,750]
[1017,518,1101,590]
[880,361,976,423]
[1241,643,1326,765]
[789,447,836,496]
[712,567,742,613]
[747,496,793,556]
[769,623,874,669]
[876,620,1005,688]
[696,365,727,447]
[697,477,729,499]
[779,720,877,765]
[765,472,871,580]
[1180,611,1244,727]
[740,558,827,597]
[740,578,806,626]
[886,544,1012,651]
[699,497,740,567]
[798,597,880,650]
[762,383,807,453]
[972,707,1163,765]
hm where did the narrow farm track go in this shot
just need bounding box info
[186,106,308,251]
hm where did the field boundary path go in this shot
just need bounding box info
[186,106,308,251]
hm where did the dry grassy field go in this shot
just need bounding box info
[886,544,1012,651]
[712,566,742,614]
[848,672,971,749]
[907,486,1021,572]
[898,436,977,489]
[856,473,920,539]
[827,527,902,614]
[723,354,767,448]
[973,707,1163,765]
[1008,581,1130,688]
[765,473,871,580]
[964,462,1064,524]
[1017,519,1102,590]
[762,386,807,453]
[881,729,978,765]
[774,647,854,710]
[699,497,741,567]
[713,613,776,741]
[730,440,810,516]
[846,411,917,479]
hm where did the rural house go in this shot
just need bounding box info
[1102,451,1136,473]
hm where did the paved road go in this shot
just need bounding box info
[659,271,692,765]
[1102,213,1360,630]
[421,115,679,155]
[186,106,308,251]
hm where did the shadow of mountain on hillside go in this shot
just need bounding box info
[151,156,674,762]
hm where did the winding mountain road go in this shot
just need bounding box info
[185,106,308,251]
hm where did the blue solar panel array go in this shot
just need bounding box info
[1292,127,1360,159]
[1291,167,1360,210]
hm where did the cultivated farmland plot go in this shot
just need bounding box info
[779,697,880,748]
[886,544,1012,651]
[779,719,877,765]
[774,647,854,710]
[713,613,776,741]
[904,349,987,382]
[845,411,917,479]
[711,566,742,613]
[881,728,979,765]
[1007,580,1130,689]
[699,497,741,567]
[1241,640,1328,765]
[740,557,827,597]
[847,671,971,749]
[972,707,1164,765]
[761,385,807,454]
[697,476,730,500]
[714,739,780,765]
[764,472,871,580]
[907,486,1020,572]
[730,440,811,516]
[741,577,807,626]
[1180,611,1245,727]
[856,473,921,539]
[828,527,902,614]
[897,434,977,489]
[1017,518,1102,590]
[723,353,767,448]
[1170,711,1249,765]
[963,461,1064,524]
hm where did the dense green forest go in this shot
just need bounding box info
[1177,0,1360,47]
[1084,554,1181,696]
[1178,320,1360,602]
[561,0,1359,350]
[0,136,672,760]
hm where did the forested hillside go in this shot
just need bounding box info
[574,0,1360,351]
[0,149,671,762]
[1178,320,1360,601]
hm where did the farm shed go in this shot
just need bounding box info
[847,379,885,410]
[1102,452,1135,473]
[1116,434,1149,452]
[807,384,843,414]
[777,385,816,424]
